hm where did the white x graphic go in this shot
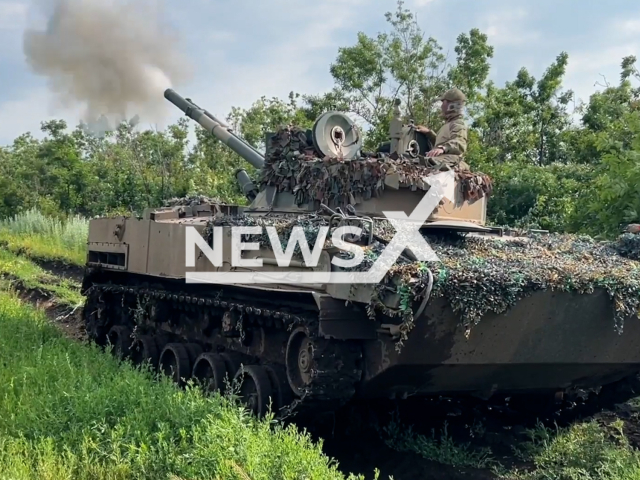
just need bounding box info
[186,170,455,285]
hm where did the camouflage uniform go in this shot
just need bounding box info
[423,88,469,170]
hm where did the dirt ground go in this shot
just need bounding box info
[9,276,87,341]
[31,257,85,283]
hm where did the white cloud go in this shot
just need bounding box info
[566,44,636,77]
[0,0,369,145]
[616,18,640,36]
[207,30,236,43]
[563,14,640,104]
[170,0,368,123]
[0,1,26,29]
[1,0,638,145]
[482,8,541,46]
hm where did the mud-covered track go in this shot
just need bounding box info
[82,277,363,418]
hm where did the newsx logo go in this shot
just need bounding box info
[184,170,455,285]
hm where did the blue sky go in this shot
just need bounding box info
[0,0,638,146]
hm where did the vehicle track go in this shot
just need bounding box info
[82,272,640,480]
[81,272,364,419]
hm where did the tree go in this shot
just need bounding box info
[3,3,640,242]
[448,29,494,106]
[228,93,314,150]
[471,53,573,165]
[303,1,493,149]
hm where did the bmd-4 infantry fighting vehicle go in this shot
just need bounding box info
[81,89,640,418]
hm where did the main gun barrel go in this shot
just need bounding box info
[164,88,265,170]
[191,100,265,160]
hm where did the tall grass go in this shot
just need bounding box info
[0,292,364,480]
[0,208,88,265]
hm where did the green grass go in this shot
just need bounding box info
[378,412,640,479]
[0,208,88,266]
[0,292,366,480]
[507,420,640,480]
[379,415,496,470]
[0,248,83,307]
[2,210,640,479]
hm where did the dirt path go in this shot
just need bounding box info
[7,275,86,341]
[27,257,84,283]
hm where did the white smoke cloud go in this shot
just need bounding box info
[22,0,191,133]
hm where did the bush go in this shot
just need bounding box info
[512,421,640,480]
[472,159,593,233]
[0,208,88,265]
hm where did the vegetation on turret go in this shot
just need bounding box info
[260,125,493,209]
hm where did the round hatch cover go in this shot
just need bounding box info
[312,111,362,160]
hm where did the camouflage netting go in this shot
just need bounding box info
[613,233,640,261]
[202,212,640,348]
[203,213,330,256]
[164,195,224,207]
[196,123,639,347]
[366,227,640,346]
[260,126,493,209]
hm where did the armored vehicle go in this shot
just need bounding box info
[81,89,640,418]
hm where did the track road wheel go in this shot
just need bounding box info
[265,364,294,412]
[130,335,160,369]
[192,353,229,394]
[159,343,192,386]
[286,327,314,396]
[234,365,273,418]
[107,326,132,359]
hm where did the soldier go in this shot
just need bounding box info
[415,87,469,170]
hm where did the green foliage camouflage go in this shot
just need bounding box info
[370,230,640,346]
[260,125,493,209]
[203,213,330,257]
[613,233,640,261]
[423,233,640,335]
[377,232,640,349]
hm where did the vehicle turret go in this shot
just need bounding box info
[165,88,492,233]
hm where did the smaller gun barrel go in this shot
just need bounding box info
[164,89,265,170]
[235,169,258,202]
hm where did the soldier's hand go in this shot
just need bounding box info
[426,147,444,157]
[415,125,431,134]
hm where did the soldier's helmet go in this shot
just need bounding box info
[437,87,466,104]
[437,87,466,117]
